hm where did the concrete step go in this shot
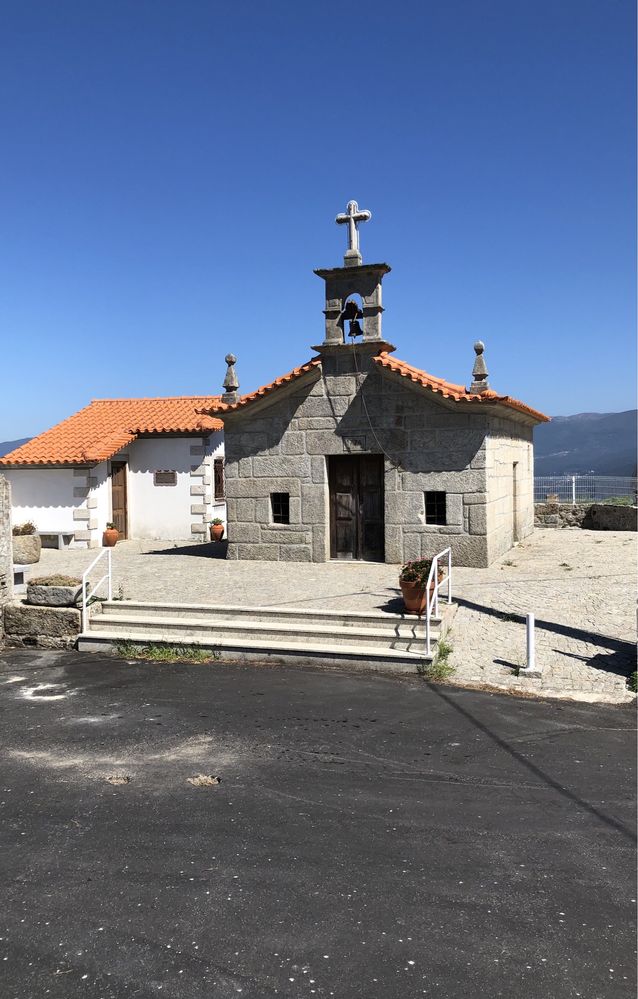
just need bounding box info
[81,600,457,676]
[96,600,441,635]
[88,611,439,653]
[78,629,434,674]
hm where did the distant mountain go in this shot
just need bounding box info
[534,411,637,476]
[0,438,31,458]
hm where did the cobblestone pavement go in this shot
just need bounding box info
[34,529,636,702]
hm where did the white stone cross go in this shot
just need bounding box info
[335,200,372,256]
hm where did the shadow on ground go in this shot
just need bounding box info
[144,541,228,559]
[454,596,635,678]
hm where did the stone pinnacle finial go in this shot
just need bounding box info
[222,353,239,404]
[335,199,372,267]
[469,341,490,394]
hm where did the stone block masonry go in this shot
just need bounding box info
[72,467,100,548]
[3,601,81,649]
[190,437,212,538]
[222,348,523,566]
[0,475,13,616]
[535,503,587,529]
[535,502,637,531]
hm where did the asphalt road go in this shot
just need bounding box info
[0,648,635,999]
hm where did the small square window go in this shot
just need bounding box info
[425,491,446,525]
[271,492,290,524]
[154,470,177,486]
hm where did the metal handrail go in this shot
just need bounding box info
[81,548,112,632]
[424,547,452,656]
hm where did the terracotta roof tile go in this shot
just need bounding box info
[373,353,549,422]
[0,397,225,466]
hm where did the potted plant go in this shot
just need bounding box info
[209,518,224,542]
[103,522,119,547]
[399,558,444,616]
[12,522,41,565]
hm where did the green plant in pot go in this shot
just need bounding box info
[103,522,119,547]
[399,558,443,616]
[209,518,224,542]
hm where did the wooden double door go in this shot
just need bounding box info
[329,455,384,561]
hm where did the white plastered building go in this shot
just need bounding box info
[0,397,227,547]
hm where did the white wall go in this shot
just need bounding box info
[3,468,78,534]
[92,461,111,534]
[205,430,226,526]
[127,438,195,540]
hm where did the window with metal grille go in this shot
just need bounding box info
[213,458,225,500]
[153,470,177,486]
[425,491,447,525]
[270,492,290,524]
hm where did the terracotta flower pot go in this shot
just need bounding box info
[210,523,224,542]
[399,578,427,616]
[399,573,443,616]
[102,528,119,547]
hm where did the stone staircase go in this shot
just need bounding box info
[78,600,457,674]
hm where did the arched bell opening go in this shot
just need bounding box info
[338,294,365,343]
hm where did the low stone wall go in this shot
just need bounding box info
[3,601,81,649]
[582,504,638,532]
[534,503,587,528]
[535,502,637,531]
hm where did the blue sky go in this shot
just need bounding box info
[0,0,635,439]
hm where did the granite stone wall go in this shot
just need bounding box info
[535,502,637,531]
[223,348,528,566]
[534,502,587,528]
[485,422,534,563]
[0,475,13,623]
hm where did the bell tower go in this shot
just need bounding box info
[313,200,395,353]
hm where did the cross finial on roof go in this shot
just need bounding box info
[335,200,372,267]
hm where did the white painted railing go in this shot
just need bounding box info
[81,548,112,632]
[424,547,452,656]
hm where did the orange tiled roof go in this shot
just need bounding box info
[215,352,547,422]
[0,397,225,466]
[215,358,322,412]
[373,353,549,422]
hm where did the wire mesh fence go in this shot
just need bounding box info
[534,475,638,504]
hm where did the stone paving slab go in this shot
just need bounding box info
[32,530,637,702]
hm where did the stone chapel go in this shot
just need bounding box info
[213,201,548,567]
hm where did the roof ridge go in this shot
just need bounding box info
[89,395,223,403]
[374,353,549,422]
[215,357,322,412]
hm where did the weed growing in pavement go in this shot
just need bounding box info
[420,638,455,682]
[113,641,219,664]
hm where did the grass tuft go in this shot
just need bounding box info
[113,641,219,664]
[420,638,455,682]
